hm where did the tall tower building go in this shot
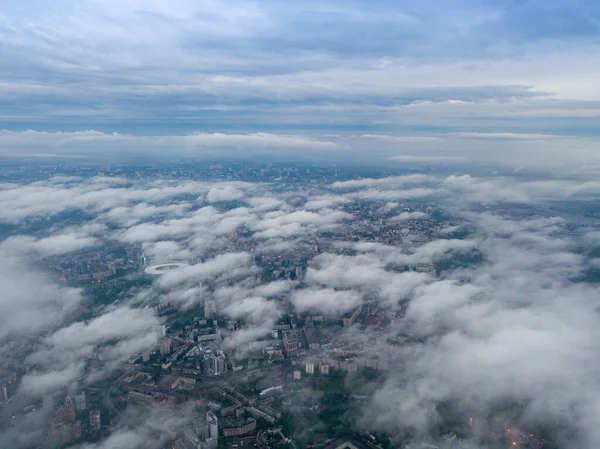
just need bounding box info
[160,337,172,356]
[153,324,166,338]
[74,392,86,412]
[202,411,219,449]
[89,409,101,431]
[204,300,217,319]
[202,351,228,376]
[206,411,218,439]
[63,397,76,422]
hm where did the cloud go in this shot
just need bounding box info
[291,288,363,316]
[0,131,338,158]
[360,203,600,446]
[19,362,87,396]
[353,188,440,201]
[105,202,191,226]
[390,155,466,162]
[456,132,570,140]
[207,185,244,203]
[304,195,351,210]
[142,241,191,263]
[3,233,98,256]
[7,161,600,447]
[252,280,295,297]
[305,252,433,308]
[391,211,429,221]
[157,252,254,289]
[3,1,600,167]
[361,134,441,143]
[332,174,432,189]
[21,306,160,395]
[252,209,353,239]
[222,296,281,323]
[0,177,211,223]
[0,249,82,339]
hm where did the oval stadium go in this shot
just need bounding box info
[144,262,189,275]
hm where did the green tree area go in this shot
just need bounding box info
[281,369,383,446]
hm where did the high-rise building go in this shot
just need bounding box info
[282,330,300,357]
[206,411,219,439]
[160,337,172,356]
[53,397,81,445]
[153,324,167,338]
[204,300,217,319]
[305,363,315,375]
[187,411,219,449]
[201,436,218,449]
[63,397,76,422]
[89,409,101,431]
[1,384,7,402]
[74,392,86,412]
[202,351,227,376]
[142,350,150,363]
[52,421,82,445]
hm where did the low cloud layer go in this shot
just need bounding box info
[3,167,600,447]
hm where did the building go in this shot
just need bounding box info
[202,351,227,376]
[293,370,301,380]
[342,305,363,327]
[174,414,217,449]
[89,409,101,431]
[201,437,218,449]
[154,324,167,338]
[305,363,315,375]
[160,337,172,356]
[127,391,167,407]
[142,350,151,363]
[259,386,283,398]
[1,385,7,402]
[222,417,256,437]
[173,428,200,449]
[53,421,82,445]
[236,407,277,424]
[282,330,300,357]
[170,376,196,390]
[321,436,371,449]
[319,364,330,375]
[204,300,217,319]
[74,391,86,412]
[52,397,81,445]
[204,410,218,449]
[303,326,321,350]
[62,397,76,422]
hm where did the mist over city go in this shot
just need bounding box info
[2,1,600,449]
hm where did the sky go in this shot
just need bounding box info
[2,0,600,166]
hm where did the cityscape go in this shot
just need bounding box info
[2,161,599,449]
[3,0,600,448]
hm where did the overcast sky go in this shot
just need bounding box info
[2,1,600,165]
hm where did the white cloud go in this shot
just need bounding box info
[207,185,244,203]
[291,288,363,316]
[0,249,82,339]
[2,233,97,256]
[332,174,433,189]
[0,131,337,158]
[391,211,429,221]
